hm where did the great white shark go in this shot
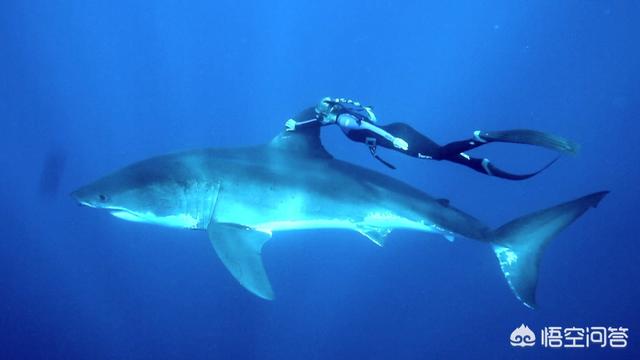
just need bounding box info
[72,126,608,308]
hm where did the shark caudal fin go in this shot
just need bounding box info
[491,191,609,308]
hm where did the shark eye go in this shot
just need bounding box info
[98,194,109,202]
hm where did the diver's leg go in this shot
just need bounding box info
[343,123,439,168]
[346,124,555,179]
[435,128,574,179]
[439,129,579,157]
[354,123,484,161]
[446,153,558,181]
[375,123,442,158]
[436,130,495,157]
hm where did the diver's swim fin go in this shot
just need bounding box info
[481,129,580,154]
[482,156,560,181]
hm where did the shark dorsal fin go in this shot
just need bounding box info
[269,126,332,159]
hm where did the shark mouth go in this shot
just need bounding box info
[109,209,145,222]
[75,199,150,223]
[74,201,143,221]
[108,208,200,229]
[77,200,97,208]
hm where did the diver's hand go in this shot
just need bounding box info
[393,137,409,151]
[285,119,296,131]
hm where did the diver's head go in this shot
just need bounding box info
[315,97,377,124]
[315,97,337,123]
[315,97,332,114]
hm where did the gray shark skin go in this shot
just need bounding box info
[72,127,608,308]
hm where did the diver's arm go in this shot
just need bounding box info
[359,121,394,141]
[336,114,408,150]
[285,117,322,131]
[359,120,409,150]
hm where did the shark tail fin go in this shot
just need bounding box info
[491,191,609,308]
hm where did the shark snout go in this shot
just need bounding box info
[70,189,96,208]
[69,190,80,203]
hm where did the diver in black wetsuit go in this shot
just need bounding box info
[285,97,579,180]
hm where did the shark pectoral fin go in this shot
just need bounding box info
[207,223,274,300]
[357,225,392,247]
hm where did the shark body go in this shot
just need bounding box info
[72,127,608,308]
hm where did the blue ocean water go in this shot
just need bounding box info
[1,1,638,359]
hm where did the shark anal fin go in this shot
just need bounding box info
[357,225,392,247]
[207,223,274,300]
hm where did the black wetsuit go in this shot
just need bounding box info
[291,105,567,180]
[345,123,553,180]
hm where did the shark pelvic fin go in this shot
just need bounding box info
[357,225,392,247]
[207,223,274,300]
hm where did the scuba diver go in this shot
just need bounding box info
[285,97,579,180]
